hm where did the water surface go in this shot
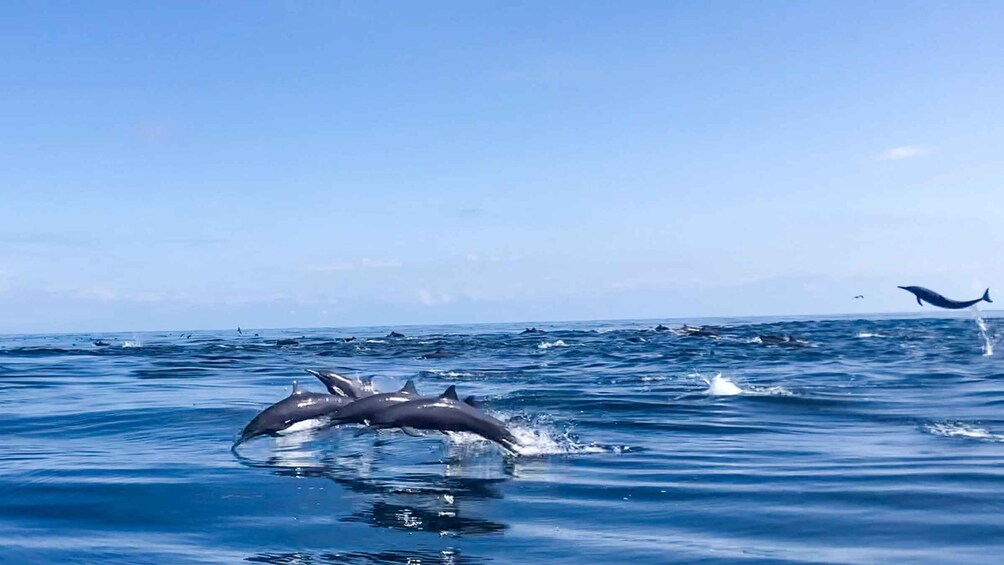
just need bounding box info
[2,314,1004,563]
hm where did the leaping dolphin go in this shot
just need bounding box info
[368,385,522,455]
[304,368,374,399]
[236,382,351,444]
[898,286,992,310]
[329,380,421,425]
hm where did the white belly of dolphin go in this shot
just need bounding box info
[277,418,327,435]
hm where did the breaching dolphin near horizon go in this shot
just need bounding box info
[898,286,992,310]
[368,385,523,455]
[236,382,352,444]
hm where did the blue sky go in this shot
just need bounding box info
[2,1,1003,333]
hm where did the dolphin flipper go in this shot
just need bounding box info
[917,296,923,306]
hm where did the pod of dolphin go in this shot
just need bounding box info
[235,285,992,457]
[237,368,521,456]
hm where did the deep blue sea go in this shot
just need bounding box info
[3,313,1004,564]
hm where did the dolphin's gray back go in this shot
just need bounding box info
[331,392,416,423]
[369,398,519,450]
[240,392,350,441]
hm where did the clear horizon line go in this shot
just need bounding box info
[3,308,999,338]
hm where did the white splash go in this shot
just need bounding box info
[537,340,568,350]
[856,332,886,339]
[426,369,474,379]
[440,419,612,457]
[924,421,1004,442]
[508,425,608,456]
[973,308,994,357]
[704,373,743,396]
[745,385,795,397]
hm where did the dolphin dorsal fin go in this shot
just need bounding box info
[400,380,418,394]
[439,385,459,400]
[463,395,478,407]
[291,381,305,396]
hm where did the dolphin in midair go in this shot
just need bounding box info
[236,382,352,444]
[368,385,522,455]
[898,286,992,310]
[329,380,421,425]
[304,368,374,399]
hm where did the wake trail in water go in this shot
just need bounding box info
[924,421,1004,442]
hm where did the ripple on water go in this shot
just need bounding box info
[3,315,1004,564]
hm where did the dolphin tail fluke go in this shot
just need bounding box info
[983,289,992,303]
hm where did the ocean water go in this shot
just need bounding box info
[3,314,1004,564]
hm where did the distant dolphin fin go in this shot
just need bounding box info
[463,395,478,407]
[400,380,418,394]
[401,426,424,437]
[984,288,992,303]
[439,385,459,400]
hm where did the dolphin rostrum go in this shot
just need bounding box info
[304,368,374,399]
[898,286,992,310]
[330,380,421,425]
[368,385,522,455]
[237,382,352,444]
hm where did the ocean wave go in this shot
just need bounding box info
[425,369,474,379]
[923,421,1004,442]
[537,340,568,350]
